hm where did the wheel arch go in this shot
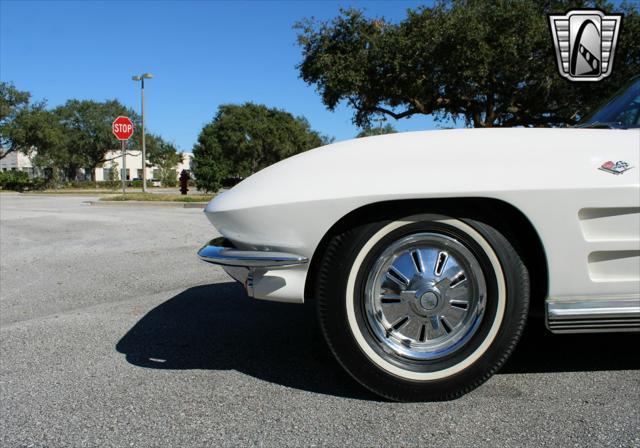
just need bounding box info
[304,197,548,315]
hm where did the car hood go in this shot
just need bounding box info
[206,127,636,214]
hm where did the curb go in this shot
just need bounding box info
[85,200,207,209]
[19,193,117,197]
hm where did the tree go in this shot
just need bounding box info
[17,108,71,183]
[147,134,182,186]
[106,160,120,183]
[0,82,33,159]
[192,132,225,193]
[296,0,640,128]
[0,90,179,183]
[4,102,86,182]
[356,123,397,138]
[193,103,329,192]
[56,99,139,181]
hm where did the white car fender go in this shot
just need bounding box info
[204,127,640,304]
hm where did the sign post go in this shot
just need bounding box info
[121,141,127,194]
[112,116,134,194]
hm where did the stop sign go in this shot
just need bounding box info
[112,116,134,141]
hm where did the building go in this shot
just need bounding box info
[0,151,38,177]
[94,149,149,181]
[176,153,193,176]
[94,150,193,182]
[1,149,193,183]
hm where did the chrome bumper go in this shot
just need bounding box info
[197,237,308,268]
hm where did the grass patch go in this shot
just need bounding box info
[23,189,119,195]
[101,193,214,202]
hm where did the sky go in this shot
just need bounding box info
[0,0,445,152]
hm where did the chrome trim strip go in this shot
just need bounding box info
[245,270,254,297]
[546,296,640,333]
[197,237,308,268]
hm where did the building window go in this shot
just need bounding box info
[137,169,143,179]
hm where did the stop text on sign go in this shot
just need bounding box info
[113,123,132,133]
[112,116,134,141]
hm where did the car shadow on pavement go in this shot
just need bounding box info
[116,282,379,400]
[502,316,640,374]
[116,282,640,399]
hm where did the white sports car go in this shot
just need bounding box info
[199,77,640,401]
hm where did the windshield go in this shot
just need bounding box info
[580,77,640,128]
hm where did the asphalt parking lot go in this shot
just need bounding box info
[1,194,638,447]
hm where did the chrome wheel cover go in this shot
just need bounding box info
[363,232,487,361]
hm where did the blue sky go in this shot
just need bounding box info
[1,0,444,152]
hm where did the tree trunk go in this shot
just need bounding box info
[485,94,496,127]
[472,111,485,128]
[66,164,78,182]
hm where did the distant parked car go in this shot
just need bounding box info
[198,77,640,401]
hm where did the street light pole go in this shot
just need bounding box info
[132,73,153,193]
[140,76,146,192]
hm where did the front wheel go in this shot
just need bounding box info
[315,213,529,401]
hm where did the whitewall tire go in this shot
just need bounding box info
[315,212,530,401]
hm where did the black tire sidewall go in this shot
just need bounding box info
[316,215,529,401]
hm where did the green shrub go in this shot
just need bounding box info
[98,181,120,189]
[64,180,91,188]
[221,177,242,188]
[57,180,121,190]
[126,179,155,188]
[163,178,178,187]
[28,178,48,191]
[0,171,31,191]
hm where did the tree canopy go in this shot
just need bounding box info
[1,81,35,159]
[356,123,397,138]
[0,83,182,183]
[193,103,329,192]
[54,99,139,179]
[28,109,76,180]
[147,134,183,186]
[296,0,640,128]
